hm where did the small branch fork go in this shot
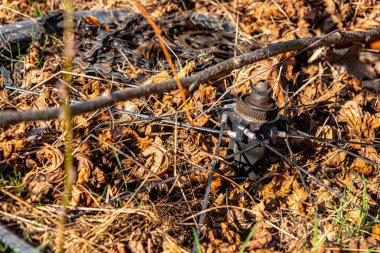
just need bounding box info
[1,28,380,125]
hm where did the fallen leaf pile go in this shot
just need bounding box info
[0,0,379,252]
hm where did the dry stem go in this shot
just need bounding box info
[132,0,193,123]
[57,1,75,252]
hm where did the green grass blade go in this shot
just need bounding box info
[239,222,259,253]
[192,227,202,253]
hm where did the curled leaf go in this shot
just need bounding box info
[36,144,64,171]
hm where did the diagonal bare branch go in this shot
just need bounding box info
[1,28,380,125]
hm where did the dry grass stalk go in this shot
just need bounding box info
[131,0,193,124]
[57,0,75,252]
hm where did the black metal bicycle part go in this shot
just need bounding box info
[224,80,287,172]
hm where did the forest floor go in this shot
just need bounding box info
[0,0,380,252]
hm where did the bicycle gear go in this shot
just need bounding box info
[235,80,279,122]
[224,80,285,172]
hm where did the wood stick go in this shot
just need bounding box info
[1,28,379,125]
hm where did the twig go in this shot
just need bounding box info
[3,84,237,136]
[194,29,340,120]
[1,28,380,125]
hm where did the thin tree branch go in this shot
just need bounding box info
[1,28,380,125]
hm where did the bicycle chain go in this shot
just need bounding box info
[74,11,259,83]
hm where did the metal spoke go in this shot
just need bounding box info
[243,128,380,224]
[67,140,261,221]
[291,128,380,168]
[284,136,314,205]
[286,131,380,148]
[114,108,236,137]
[4,84,237,137]
[192,113,227,252]
[283,84,314,204]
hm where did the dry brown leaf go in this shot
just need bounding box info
[183,138,211,166]
[226,208,252,231]
[0,141,13,158]
[324,151,346,167]
[73,114,92,129]
[0,89,10,106]
[327,43,380,80]
[367,173,380,200]
[142,137,169,174]
[143,70,170,86]
[192,114,210,127]
[210,176,222,195]
[84,79,103,99]
[26,165,65,202]
[123,128,152,150]
[300,85,318,105]
[260,175,294,203]
[42,54,61,73]
[245,223,273,250]
[178,60,196,78]
[128,240,146,253]
[25,89,56,112]
[278,176,294,198]
[193,85,216,106]
[28,174,52,202]
[337,101,363,122]
[221,222,241,245]
[25,158,38,170]
[75,153,93,184]
[337,101,380,145]
[317,125,335,140]
[162,89,186,107]
[24,44,41,69]
[286,180,308,214]
[22,69,51,88]
[91,167,106,189]
[123,137,169,182]
[116,100,139,121]
[162,240,182,253]
[372,224,380,241]
[98,130,114,152]
[350,147,380,175]
[69,184,82,207]
[36,144,64,171]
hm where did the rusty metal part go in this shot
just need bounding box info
[224,79,283,172]
[235,80,279,122]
